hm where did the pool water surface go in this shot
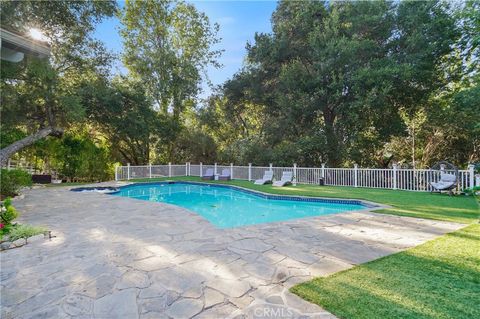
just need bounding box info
[111,182,367,228]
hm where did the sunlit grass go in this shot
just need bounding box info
[129,176,479,224]
[291,224,480,319]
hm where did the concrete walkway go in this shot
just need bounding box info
[1,185,463,319]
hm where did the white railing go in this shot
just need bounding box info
[115,162,477,192]
[1,159,42,174]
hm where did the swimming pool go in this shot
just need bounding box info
[110,182,367,228]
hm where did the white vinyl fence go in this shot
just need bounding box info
[2,159,42,174]
[115,162,478,192]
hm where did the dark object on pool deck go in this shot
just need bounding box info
[319,178,325,186]
[202,168,214,180]
[32,174,52,184]
[218,169,231,181]
[71,186,118,193]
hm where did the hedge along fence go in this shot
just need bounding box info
[115,162,477,192]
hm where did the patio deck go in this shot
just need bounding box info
[1,184,463,318]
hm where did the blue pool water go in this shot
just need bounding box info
[111,182,366,228]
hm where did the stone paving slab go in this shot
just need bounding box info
[0,185,463,318]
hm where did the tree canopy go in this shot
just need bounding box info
[1,0,478,181]
[202,0,479,168]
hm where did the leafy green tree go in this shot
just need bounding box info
[170,129,217,163]
[220,0,462,167]
[82,76,178,165]
[50,133,112,182]
[0,0,116,165]
[120,0,221,117]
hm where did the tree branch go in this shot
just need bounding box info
[0,127,63,167]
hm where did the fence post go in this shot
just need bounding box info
[230,163,234,180]
[200,162,203,178]
[115,165,118,181]
[248,163,252,181]
[188,162,191,176]
[293,163,297,186]
[321,163,325,178]
[393,164,398,190]
[149,163,152,179]
[185,162,188,176]
[214,163,217,175]
[127,163,130,180]
[269,163,273,171]
[7,159,11,170]
[354,164,358,188]
[469,164,475,189]
[168,162,172,177]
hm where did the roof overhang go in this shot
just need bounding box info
[1,28,50,62]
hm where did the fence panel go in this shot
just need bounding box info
[190,164,201,176]
[216,165,231,176]
[151,165,169,178]
[250,166,271,181]
[232,166,249,180]
[296,167,323,184]
[171,164,186,176]
[200,165,215,176]
[271,166,294,181]
[356,169,392,189]
[458,170,470,191]
[129,166,149,179]
[323,168,355,186]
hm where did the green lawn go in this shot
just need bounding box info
[291,223,480,319]
[129,176,479,224]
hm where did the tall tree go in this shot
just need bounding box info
[0,0,116,165]
[83,76,178,165]
[221,0,461,167]
[120,0,221,118]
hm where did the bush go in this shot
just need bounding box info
[1,197,20,241]
[464,186,480,196]
[0,197,19,224]
[7,224,46,242]
[0,169,32,197]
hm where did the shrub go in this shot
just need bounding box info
[0,198,20,241]
[0,223,12,241]
[0,169,32,197]
[0,197,19,224]
[464,186,480,196]
[7,224,46,242]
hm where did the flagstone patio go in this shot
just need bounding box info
[1,185,463,319]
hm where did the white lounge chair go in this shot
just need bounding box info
[430,173,457,195]
[254,171,273,185]
[273,171,293,187]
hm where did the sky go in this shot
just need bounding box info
[93,0,278,97]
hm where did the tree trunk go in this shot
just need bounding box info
[323,108,341,166]
[0,127,63,167]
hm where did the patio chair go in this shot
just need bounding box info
[218,169,231,181]
[272,171,293,187]
[202,168,214,180]
[430,173,457,195]
[254,171,274,185]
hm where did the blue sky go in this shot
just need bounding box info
[93,0,278,97]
